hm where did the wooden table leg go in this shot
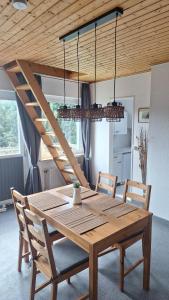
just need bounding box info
[143,215,152,290]
[89,245,98,300]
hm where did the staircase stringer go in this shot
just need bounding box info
[4,69,72,184]
[16,60,89,188]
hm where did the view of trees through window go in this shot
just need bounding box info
[41,102,81,160]
[0,100,20,156]
[50,102,77,145]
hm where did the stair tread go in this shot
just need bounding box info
[25,102,39,106]
[7,65,21,73]
[34,118,48,122]
[44,132,55,136]
[61,168,75,175]
[16,83,30,90]
[55,156,68,162]
[4,61,21,73]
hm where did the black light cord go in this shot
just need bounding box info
[114,13,118,103]
[63,39,66,106]
[77,31,80,106]
[94,23,97,103]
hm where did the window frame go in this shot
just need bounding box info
[0,90,22,158]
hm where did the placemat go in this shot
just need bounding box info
[54,206,93,225]
[71,215,108,234]
[29,192,69,211]
[54,206,108,234]
[58,187,98,199]
[80,190,98,200]
[84,197,123,211]
[104,204,137,218]
[58,186,89,197]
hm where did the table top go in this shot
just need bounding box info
[28,185,152,253]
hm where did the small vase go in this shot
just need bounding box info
[73,187,81,205]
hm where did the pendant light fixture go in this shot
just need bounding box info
[58,7,124,122]
[89,23,103,122]
[70,32,84,121]
[57,40,71,120]
[104,12,124,122]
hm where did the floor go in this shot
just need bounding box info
[0,207,169,300]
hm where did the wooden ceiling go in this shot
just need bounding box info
[0,0,169,81]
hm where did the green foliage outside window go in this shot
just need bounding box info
[44,102,77,146]
[0,100,19,156]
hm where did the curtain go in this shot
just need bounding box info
[81,83,91,183]
[16,73,42,195]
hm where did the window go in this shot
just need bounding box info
[0,100,20,156]
[40,102,83,160]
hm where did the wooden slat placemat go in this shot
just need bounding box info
[84,197,123,212]
[29,192,69,211]
[54,207,93,225]
[104,204,137,218]
[71,215,107,234]
[53,206,108,234]
[81,190,98,200]
[58,187,98,200]
[58,186,89,197]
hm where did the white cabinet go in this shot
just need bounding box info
[112,153,122,183]
[113,111,127,135]
[112,151,131,183]
[122,152,131,181]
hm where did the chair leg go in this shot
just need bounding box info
[30,262,37,300]
[67,278,71,284]
[51,283,57,300]
[142,238,145,256]
[24,239,29,263]
[119,247,125,292]
[18,234,23,272]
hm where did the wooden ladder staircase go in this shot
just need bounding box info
[3,60,89,188]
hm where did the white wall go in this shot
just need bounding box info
[42,76,79,100]
[148,62,169,220]
[90,72,151,185]
[0,68,13,90]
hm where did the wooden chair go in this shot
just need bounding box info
[11,188,63,272]
[114,179,151,291]
[22,206,89,300]
[11,188,30,272]
[95,172,117,197]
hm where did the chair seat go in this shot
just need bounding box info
[114,231,143,249]
[53,238,89,275]
[47,224,58,236]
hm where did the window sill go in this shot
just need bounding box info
[0,154,22,159]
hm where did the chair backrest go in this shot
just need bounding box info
[11,188,29,233]
[122,179,151,210]
[95,172,117,197]
[24,208,57,278]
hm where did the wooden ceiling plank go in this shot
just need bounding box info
[1,0,168,66]
[0,0,161,55]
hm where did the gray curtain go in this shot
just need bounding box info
[16,73,42,195]
[81,83,91,183]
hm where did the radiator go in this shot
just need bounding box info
[43,167,58,190]
[39,160,65,190]
[0,156,24,201]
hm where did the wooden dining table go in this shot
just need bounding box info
[28,184,152,300]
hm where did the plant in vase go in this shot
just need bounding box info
[73,182,81,205]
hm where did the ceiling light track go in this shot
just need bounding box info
[59,7,123,42]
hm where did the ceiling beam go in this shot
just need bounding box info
[3,60,88,81]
